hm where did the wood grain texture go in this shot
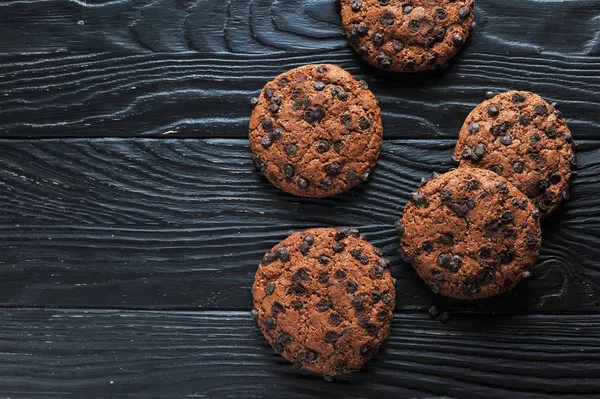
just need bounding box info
[0,1,599,138]
[0,309,598,398]
[0,138,598,311]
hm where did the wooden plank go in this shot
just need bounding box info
[0,309,598,398]
[0,138,598,311]
[0,2,599,139]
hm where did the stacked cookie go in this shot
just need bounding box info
[397,91,576,300]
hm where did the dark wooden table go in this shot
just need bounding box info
[1,0,600,397]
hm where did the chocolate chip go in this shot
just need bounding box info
[299,242,310,255]
[351,0,362,11]
[381,293,393,305]
[316,140,331,153]
[376,310,389,322]
[327,313,341,328]
[430,283,440,294]
[334,270,346,281]
[499,249,515,264]
[490,165,504,176]
[475,248,491,261]
[271,302,284,316]
[550,173,561,184]
[526,234,538,249]
[435,8,447,19]
[512,93,527,103]
[356,22,368,36]
[282,164,295,179]
[404,5,413,14]
[530,133,541,144]
[332,242,346,254]
[285,144,298,156]
[533,208,540,219]
[437,253,462,272]
[449,202,470,218]
[325,162,342,176]
[292,269,309,283]
[264,87,274,99]
[468,122,480,134]
[265,283,275,295]
[452,33,464,47]
[501,210,514,224]
[372,266,384,278]
[265,316,276,330]
[277,247,290,262]
[513,162,524,174]
[358,116,371,130]
[495,183,509,194]
[262,251,277,265]
[545,125,557,138]
[564,133,574,143]
[409,20,420,33]
[250,97,259,106]
[381,11,394,25]
[350,295,364,309]
[500,134,513,146]
[376,258,390,269]
[319,255,330,265]
[372,32,384,47]
[377,53,392,69]
[518,114,531,126]
[569,155,578,168]
[298,177,309,189]
[250,309,259,319]
[534,104,548,116]
[410,192,430,207]
[458,6,471,19]
[428,305,440,317]
[347,281,358,294]
[303,234,314,245]
[440,188,453,202]
[392,40,405,52]
[324,331,340,344]
[404,59,417,70]
[333,360,347,372]
[440,233,454,246]
[440,312,451,323]
[434,28,446,42]
[426,55,437,65]
[359,344,374,357]
[462,148,474,160]
[262,118,273,131]
[472,143,486,161]
[305,106,326,123]
[314,81,326,91]
[488,105,499,117]
[317,299,331,312]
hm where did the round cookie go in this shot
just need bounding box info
[249,64,383,197]
[397,168,541,300]
[252,227,395,376]
[338,0,475,72]
[453,91,576,217]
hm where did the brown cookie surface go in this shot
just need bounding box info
[249,64,383,197]
[454,91,576,217]
[339,0,475,72]
[252,227,395,376]
[398,168,541,300]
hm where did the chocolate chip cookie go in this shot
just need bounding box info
[339,0,475,72]
[454,91,576,217]
[249,64,383,197]
[397,168,541,300]
[252,227,395,376]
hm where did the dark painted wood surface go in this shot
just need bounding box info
[1,0,600,397]
[0,309,599,399]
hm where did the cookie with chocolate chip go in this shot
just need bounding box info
[249,64,383,197]
[397,168,541,300]
[454,91,576,217]
[339,0,475,72]
[252,227,395,376]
